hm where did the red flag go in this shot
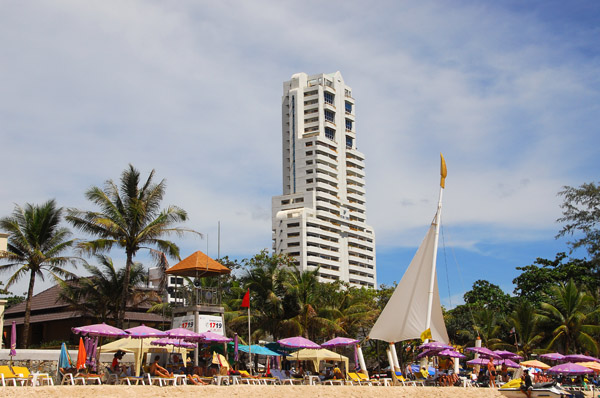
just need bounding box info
[241,288,250,308]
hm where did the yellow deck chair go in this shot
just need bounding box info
[11,366,50,386]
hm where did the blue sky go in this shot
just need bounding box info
[1,1,598,306]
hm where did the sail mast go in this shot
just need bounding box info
[425,154,446,334]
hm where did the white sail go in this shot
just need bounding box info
[368,216,449,344]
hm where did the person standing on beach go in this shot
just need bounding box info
[487,358,496,388]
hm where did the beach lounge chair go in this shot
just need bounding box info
[11,366,54,386]
[237,370,259,385]
[105,366,144,385]
[271,369,303,385]
[59,368,86,385]
[0,365,23,386]
[146,373,176,386]
[348,372,368,385]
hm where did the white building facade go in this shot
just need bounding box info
[271,72,376,288]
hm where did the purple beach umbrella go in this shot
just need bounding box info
[72,322,128,338]
[234,334,239,361]
[540,352,565,361]
[467,358,489,366]
[125,324,166,338]
[494,350,523,360]
[198,331,232,343]
[418,341,452,350]
[151,338,196,348]
[278,336,321,349]
[563,354,599,363]
[438,349,466,359]
[465,346,501,359]
[321,337,359,348]
[125,325,167,376]
[547,362,595,375]
[501,359,520,368]
[417,349,440,359]
[9,321,16,365]
[165,327,201,340]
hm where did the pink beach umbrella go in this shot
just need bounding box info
[278,336,321,368]
[539,352,565,362]
[418,341,452,350]
[494,350,523,360]
[321,337,359,370]
[563,354,599,363]
[72,322,128,338]
[9,321,16,366]
[501,359,520,368]
[197,331,232,343]
[72,322,128,372]
[125,324,167,376]
[151,338,196,348]
[547,362,595,375]
[438,349,466,359]
[165,327,201,341]
[465,346,501,359]
[321,337,359,348]
[278,336,321,349]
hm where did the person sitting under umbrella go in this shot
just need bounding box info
[150,355,174,378]
[111,351,127,375]
[333,364,344,380]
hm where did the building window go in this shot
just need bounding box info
[324,110,335,123]
[345,101,352,113]
[325,127,335,141]
[306,178,313,183]
[306,151,313,156]
[345,119,353,131]
[346,135,353,149]
[170,277,183,285]
[324,92,334,105]
[306,160,313,165]
[305,141,313,147]
[306,169,313,174]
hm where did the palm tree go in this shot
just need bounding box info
[0,200,77,347]
[538,279,600,355]
[507,300,544,359]
[234,251,292,340]
[281,266,336,340]
[66,164,199,327]
[59,255,157,322]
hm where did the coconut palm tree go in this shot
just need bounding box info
[281,266,337,340]
[0,200,77,347]
[59,254,157,322]
[66,164,199,327]
[506,300,544,359]
[538,279,600,355]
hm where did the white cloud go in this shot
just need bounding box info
[1,1,598,295]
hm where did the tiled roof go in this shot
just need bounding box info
[6,310,168,325]
[165,250,231,277]
[4,284,68,315]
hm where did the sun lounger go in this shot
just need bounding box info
[0,366,23,386]
[271,369,303,385]
[146,373,176,386]
[11,366,54,386]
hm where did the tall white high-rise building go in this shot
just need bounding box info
[271,72,376,288]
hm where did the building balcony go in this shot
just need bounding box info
[169,286,224,315]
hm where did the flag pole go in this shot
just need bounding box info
[247,305,252,375]
[425,154,446,338]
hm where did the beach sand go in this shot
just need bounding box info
[0,385,578,398]
[1,385,595,398]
